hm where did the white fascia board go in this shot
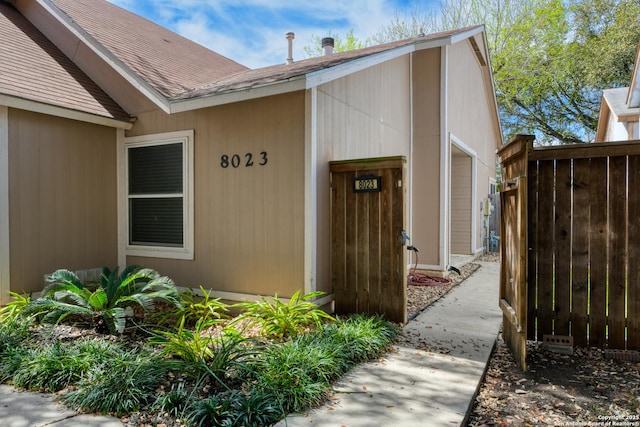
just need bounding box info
[449,25,484,45]
[0,94,133,129]
[629,83,640,108]
[36,0,170,113]
[169,77,307,113]
[303,87,318,294]
[0,106,9,305]
[169,30,481,113]
[627,44,640,108]
[170,47,415,112]
[439,46,450,271]
[170,44,417,112]
[305,45,415,88]
[116,128,127,270]
[305,29,482,89]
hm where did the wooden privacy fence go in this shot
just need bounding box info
[501,136,640,354]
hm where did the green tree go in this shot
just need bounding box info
[370,0,640,144]
[303,29,369,58]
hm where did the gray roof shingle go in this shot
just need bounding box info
[49,0,249,99]
[174,26,481,101]
[0,1,130,121]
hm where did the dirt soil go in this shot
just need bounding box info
[408,255,640,426]
[467,333,640,426]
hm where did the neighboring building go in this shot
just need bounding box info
[0,0,502,305]
[596,44,640,141]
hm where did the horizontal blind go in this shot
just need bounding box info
[128,143,182,194]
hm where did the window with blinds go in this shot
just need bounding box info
[128,143,183,246]
[123,130,194,260]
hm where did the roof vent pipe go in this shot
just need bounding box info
[322,37,334,55]
[286,32,295,64]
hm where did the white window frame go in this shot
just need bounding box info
[122,130,194,260]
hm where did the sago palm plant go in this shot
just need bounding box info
[24,266,181,334]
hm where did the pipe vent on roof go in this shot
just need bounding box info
[286,32,295,64]
[322,37,334,55]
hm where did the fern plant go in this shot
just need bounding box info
[24,266,181,334]
[232,290,334,340]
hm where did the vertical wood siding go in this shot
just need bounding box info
[8,109,118,293]
[527,144,640,350]
[125,92,306,298]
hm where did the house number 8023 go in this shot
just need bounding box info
[220,152,268,168]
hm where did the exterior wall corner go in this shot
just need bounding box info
[0,106,9,304]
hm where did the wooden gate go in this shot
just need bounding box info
[499,135,640,369]
[528,143,640,350]
[330,156,407,324]
[497,135,532,370]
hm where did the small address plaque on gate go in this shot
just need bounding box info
[353,175,382,193]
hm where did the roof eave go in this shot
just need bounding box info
[169,25,488,114]
[595,94,611,142]
[627,41,640,108]
[171,45,427,112]
[0,94,134,129]
[169,76,307,113]
[35,0,171,113]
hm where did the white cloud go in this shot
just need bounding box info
[107,0,436,68]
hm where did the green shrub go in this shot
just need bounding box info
[248,314,399,415]
[232,290,334,340]
[0,292,32,323]
[150,317,218,365]
[317,314,399,362]
[150,319,253,387]
[0,318,30,354]
[250,339,337,413]
[0,346,29,383]
[24,266,181,334]
[185,389,282,427]
[61,347,173,415]
[153,382,197,419]
[0,319,31,381]
[11,340,124,392]
[173,285,229,327]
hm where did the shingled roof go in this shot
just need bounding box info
[2,0,486,119]
[49,0,248,99]
[174,26,483,101]
[0,1,129,122]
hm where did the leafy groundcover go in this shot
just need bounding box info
[0,267,399,427]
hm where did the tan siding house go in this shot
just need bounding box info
[0,0,502,305]
[596,42,640,142]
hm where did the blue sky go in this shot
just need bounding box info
[107,0,438,69]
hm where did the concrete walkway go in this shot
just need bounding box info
[0,262,501,427]
[277,261,502,427]
[0,384,123,427]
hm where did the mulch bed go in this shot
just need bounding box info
[467,333,640,426]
